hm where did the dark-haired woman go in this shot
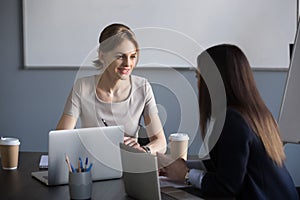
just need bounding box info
[158,44,298,199]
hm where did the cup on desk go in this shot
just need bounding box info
[0,137,20,170]
[168,133,189,160]
[69,170,92,200]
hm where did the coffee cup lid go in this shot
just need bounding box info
[0,137,20,145]
[168,133,189,141]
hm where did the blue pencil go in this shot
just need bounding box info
[86,163,93,172]
[70,163,76,173]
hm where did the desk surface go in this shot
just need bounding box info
[0,152,132,200]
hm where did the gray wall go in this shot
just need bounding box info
[0,0,76,151]
[1,0,300,185]
[0,0,285,151]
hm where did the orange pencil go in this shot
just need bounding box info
[65,153,72,173]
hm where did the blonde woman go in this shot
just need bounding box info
[56,23,166,154]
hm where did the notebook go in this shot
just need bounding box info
[119,143,203,200]
[32,126,124,186]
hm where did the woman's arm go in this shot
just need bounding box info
[143,114,167,154]
[56,114,77,130]
[157,154,206,187]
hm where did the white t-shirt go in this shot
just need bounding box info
[63,75,158,137]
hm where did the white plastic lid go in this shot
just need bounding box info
[0,137,20,146]
[168,133,189,141]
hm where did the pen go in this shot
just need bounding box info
[79,157,83,172]
[86,163,93,172]
[78,158,81,172]
[85,157,88,171]
[102,118,108,127]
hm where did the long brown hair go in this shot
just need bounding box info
[198,44,285,166]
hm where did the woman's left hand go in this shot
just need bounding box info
[124,136,145,152]
[157,153,188,182]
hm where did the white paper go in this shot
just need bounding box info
[159,176,190,188]
[39,155,48,169]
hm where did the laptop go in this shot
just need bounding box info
[32,126,124,186]
[119,143,204,200]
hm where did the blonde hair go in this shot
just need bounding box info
[93,23,139,69]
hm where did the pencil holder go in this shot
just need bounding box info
[69,170,92,200]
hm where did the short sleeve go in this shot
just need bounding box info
[63,80,81,118]
[143,80,158,115]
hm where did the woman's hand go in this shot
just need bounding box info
[124,136,145,152]
[157,153,188,182]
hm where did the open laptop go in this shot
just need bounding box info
[119,143,203,200]
[32,126,124,186]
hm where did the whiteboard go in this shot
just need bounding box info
[23,0,297,69]
[278,20,300,143]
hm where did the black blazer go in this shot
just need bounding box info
[200,108,298,200]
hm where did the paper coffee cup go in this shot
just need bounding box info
[0,137,20,170]
[168,133,189,160]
